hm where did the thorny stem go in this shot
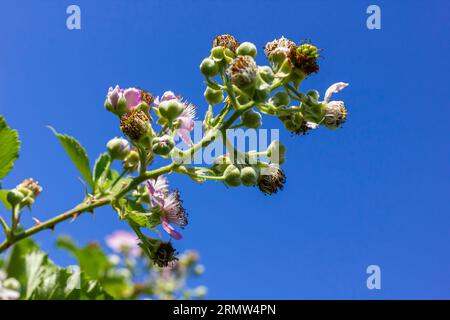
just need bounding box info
[0,198,110,253]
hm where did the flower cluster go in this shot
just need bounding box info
[0,33,350,271]
[98,34,350,265]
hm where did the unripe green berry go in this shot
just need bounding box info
[258,66,275,83]
[223,165,241,187]
[270,92,291,108]
[240,167,259,186]
[204,87,224,105]
[241,109,262,129]
[200,58,219,77]
[236,42,257,58]
[159,100,184,121]
[151,135,175,156]
[7,189,24,207]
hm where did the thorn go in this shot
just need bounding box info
[32,217,42,226]
[70,212,80,223]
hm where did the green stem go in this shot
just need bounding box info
[285,83,308,103]
[173,167,225,181]
[10,205,19,237]
[109,170,127,190]
[0,198,110,253]
[0,216,9,237]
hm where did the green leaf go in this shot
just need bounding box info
[5,238,39,287]
[93,153,110,182]
[24,249,112,300]
[56,236,130,299]
[56,236,110,280]
[25,250,50,299]
[48,127,93,190]
[0,189,11,210]
[0,115,21,180]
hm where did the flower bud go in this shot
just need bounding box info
[236,42,257,58]
[105,86,143,116]
[307,89,320,101]
[151,135,175,156]
[241,109,262,129]
[212,155,232,174]
[200,58,219,77]
[226,56,258,89]
[211,46,225,62]
[322,101,347,129]
[267,140,286,164]
[240,166,259,187]
[123,150,140,172]
[223,165,241,187]
[105,86,128,116]
[258,164,286,195]
[258,66,275,83]
[270,91,291,108]
[158,100,184,122]
[279,111,317,135]
[120,109,151,141]
[107,137,130,160]
[7,189,24,207]
[212,34,240,53]
[204,87,224,105]
[253,80,270,103]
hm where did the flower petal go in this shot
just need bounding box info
[178,129,193,145]
[124,88,142,109]
[107,85,121,107]
[324,82,349,103]
[161,218,183,240]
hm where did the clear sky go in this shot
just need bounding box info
[1,0,449,299]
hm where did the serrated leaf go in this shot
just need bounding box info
[0,116,21,180]
[48,127,93,190]
[93,153,110,182]
[0,189,11,210]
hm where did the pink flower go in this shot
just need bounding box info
[154,91,197,145]
[105,85,142,115]
[147,177,188,240]
[105,230,140,256]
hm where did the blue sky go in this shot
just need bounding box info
[1,0,449,299]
